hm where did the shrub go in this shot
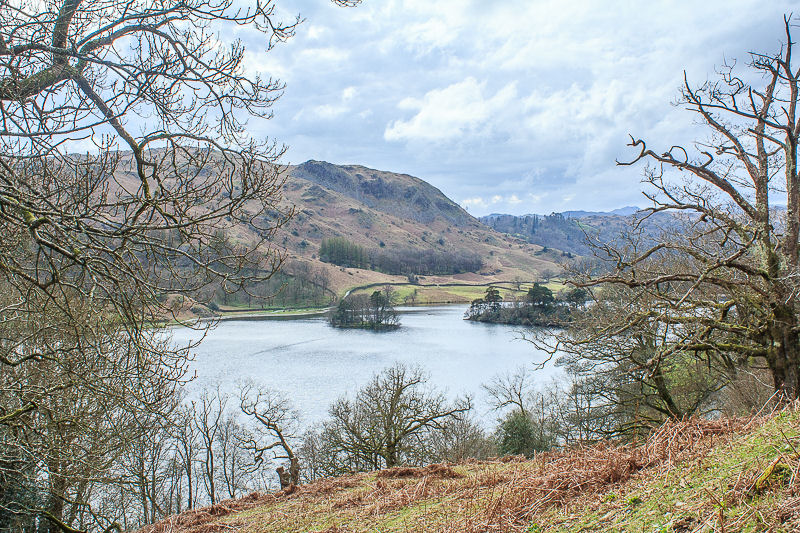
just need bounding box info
[497,411,554,457]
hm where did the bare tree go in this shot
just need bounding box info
[0,0,299,400]
[528,284,729,438]
[540,269,557,283]
[315,363,472,473]
[100,391,265,527]
[172,406,199,512]
[0,311,186,533]
[297,428,327,484]
[557,16,800,399]
[483,368,563,452]
[123,414,177,526]
[216,413,258,500]
[0,0,359,530]
[421,415,493,464]
[238,381,300,489]
[483,366,535,417]
[193,389,228,506]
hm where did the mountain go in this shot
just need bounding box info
[254,161,566,299]
[479,208,673,257]
[291,160,473,227]
[561,206,641,218]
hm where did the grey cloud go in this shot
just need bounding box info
[241,0,798,215]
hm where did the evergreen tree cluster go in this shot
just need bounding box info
[495,411,554,457]
[319,237,369,269]
[319,238,483,276]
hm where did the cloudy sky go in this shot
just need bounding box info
[241,0,796,216]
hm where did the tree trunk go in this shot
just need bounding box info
[385,443,397,468]
[46,473,67,533]
[767,303,800,399]
[276,466,292,489]
[289,456,300,486]
[652,363,684,419]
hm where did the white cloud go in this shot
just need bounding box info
[292,84,359,122]
[342,86,357,101]
[313,104,347,119]
[294,46,350,66]
[461,194,526,212]
[388,0,470,51]
[244,0,798,215]
[384,78,517,142]
[461,197,488,209]
[306,25,326,40]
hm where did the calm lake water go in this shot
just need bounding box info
[170,305,561,426]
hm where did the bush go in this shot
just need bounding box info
[496,411,554,457]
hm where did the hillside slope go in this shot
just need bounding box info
[270,162,563,296]
[140,407,800,532]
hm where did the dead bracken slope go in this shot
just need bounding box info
[139,408,800,532]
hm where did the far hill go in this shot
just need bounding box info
[291,160,474,227]
[236,161,567,306]
[479,209,674,257]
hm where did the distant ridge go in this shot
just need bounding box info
[561,206,641,218]
[478,207,668,256]
[485,206,641,220]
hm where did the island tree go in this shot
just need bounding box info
[526,283,555,308]
[330,286,399,330]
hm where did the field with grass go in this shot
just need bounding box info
[348,280,566,305]
[140,406,800,533]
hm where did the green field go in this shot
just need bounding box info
[349,280,567,304]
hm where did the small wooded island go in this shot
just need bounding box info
[329,286,400,330]
[465,284,586,326]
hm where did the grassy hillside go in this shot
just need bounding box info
[271,162,564,296]
[139,407,800,532]
[146,159,570,319]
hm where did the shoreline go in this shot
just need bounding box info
[204,302,464,323]
[173,280,565,326]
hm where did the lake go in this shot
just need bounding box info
[170,305,562,426]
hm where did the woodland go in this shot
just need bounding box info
[3,1,800,531]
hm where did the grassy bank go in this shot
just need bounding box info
[140,406,800,533]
